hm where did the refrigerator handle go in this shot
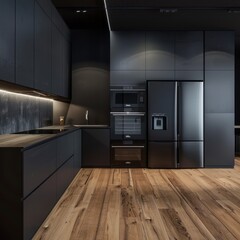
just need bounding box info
[174,82,178,140]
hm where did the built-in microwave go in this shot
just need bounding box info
[110,88,145,110]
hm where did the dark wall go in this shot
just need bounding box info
[0,91,52,134]
[66,30,110,125]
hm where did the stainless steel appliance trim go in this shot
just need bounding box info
[111,145,145,148]
[110,112,145,116]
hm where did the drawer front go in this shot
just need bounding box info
[57,133,74,167]
[56,156,74,200]
[23,140,56,197]
[24,173,56,240]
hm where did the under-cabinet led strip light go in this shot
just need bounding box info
[0,89,53,102]
[103,0,111,31]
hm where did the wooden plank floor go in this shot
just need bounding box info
[33,159,240,240]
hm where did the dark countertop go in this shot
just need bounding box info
[0,125,110,149]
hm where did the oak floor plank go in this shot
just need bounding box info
[34,160,240,240]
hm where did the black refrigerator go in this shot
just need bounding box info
[148,81,204,168]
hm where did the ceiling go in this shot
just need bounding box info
[52,0,240,31]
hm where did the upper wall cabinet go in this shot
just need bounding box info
[175,31,204,80]
[16,0,34,88]
[35,2,52,93]
[0,0,15,83]
[36,0,52,18]
[111,32,146,71]
[146,32,174,71]
[205,31,235,71]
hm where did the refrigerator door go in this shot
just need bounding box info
[178,82,204,141]
[148,142,177,168]
[178,142,204,168]
[148,81,177,141]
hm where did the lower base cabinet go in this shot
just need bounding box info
[0,129,82,240]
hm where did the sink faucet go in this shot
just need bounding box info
[85,110,89,124]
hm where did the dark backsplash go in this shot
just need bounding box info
[0,91,53,134]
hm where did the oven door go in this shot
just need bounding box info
[110,112,146,140]
[111,142,146,167]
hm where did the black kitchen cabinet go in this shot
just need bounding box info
[24,173,56,240]
[57,131,74,167]
[82,128,110,167]
[205,31,235,168]
[16,0,34,88]
[110,31,146,71]
[175,31,204,80]
[73,129,82,175]
[0,0,15,83]
[62,37,70,98]
[205,71,234,113]
[205,31,235,71]
[35,2,52,93]
[205,113,234,167]
[36,0,52,18]
[110,70,145,86]
[0,129,81,240]
[56,156,74,200]
[146,32,174,71]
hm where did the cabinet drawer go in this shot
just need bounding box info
[57,133,74,167]
[23,140,56,197]
[23,173,56,240]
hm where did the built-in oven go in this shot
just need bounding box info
[111,141,146,167]
[110,88,145,111]
[110,111,146,140]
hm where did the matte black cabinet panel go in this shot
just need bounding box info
[57,132,74,167]
[56,156,74,200]
[205,113,234,167]
[24,174,56,240]
[205,71,234,113]
[36,0,52,18]
[175,70,203,81]
[110,71,145,86]
[23,140,57,197]
[82,129,110,167]
[205,31,235,71]
[146,32,174,71]
[35,2,52,93]
[62,37,70,98]
[0,0,15,83]
[175,31,203,72]
[146,70,174,80]
[73,129,82,175]
[52,24,63,96]
[110,31,146,70]
[16,0,34,88]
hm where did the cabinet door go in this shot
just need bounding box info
[36,0,52,18]
[24,174,56,240]
[175,31,203,80]
[23,140,57,197]
[205,31,235,71]
[146,31,174,71]
[57,133,74,167]
[111,31,145,70]
[56,156,74,200]
[73,130,82,175]
[82,129,110,167]
[52,24,63,96]
[0,0,15,83]
[205,113,234,167]
[16,0,34,88]
[62,37,70,98]
[35,2,52,93]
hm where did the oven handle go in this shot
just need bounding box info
[110,112,145,116]
[111,145,145,148]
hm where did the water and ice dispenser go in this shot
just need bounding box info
[152,114,167,130]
